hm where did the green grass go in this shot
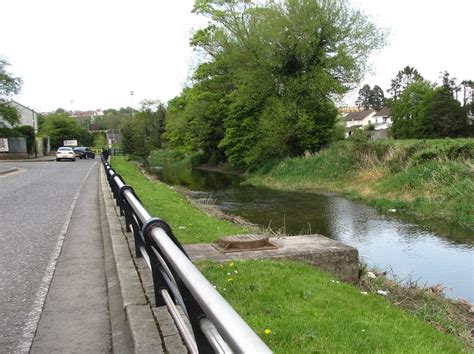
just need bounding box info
[247,139,474,231]
[199,259,468,353]
[110,155,470,352]
[110,156,245,243]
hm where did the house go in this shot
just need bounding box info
[372,107,392,130]
[343,107,392,138]
[70,109,105,130]
[343,109,376,137]
[0,100,38,132]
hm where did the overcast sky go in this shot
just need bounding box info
[1,0,472,112]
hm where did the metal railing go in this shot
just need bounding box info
[101,156,272,354]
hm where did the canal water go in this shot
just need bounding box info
[149,163,474,303]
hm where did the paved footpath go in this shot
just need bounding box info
[30,164,112,352]
[1,157,192,352]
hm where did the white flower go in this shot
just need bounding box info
[360,291,368,295]
[377,290,389,296]
[178,226,186,229]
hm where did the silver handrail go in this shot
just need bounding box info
[200,318,233,354]
[150,227,270,353]
[161,289,198,354]
[105,164,272,353]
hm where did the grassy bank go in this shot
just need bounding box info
[247,138,474,231]
[199,260,468,353]
[110,156,246,243]
[110,156,471,352]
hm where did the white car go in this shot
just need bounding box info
[56,147,76,161]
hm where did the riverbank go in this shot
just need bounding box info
[246,138,474,232]
[111,156,473,351]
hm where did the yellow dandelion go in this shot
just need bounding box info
[264,328,271,335]
[229,262,235,267]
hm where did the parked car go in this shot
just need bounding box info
[56,147,76,161]
[73,147,96,159]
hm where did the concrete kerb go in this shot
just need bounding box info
[99,163,188,354]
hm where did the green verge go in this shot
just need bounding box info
[247,138,474,232]
[109,156,469,352]
[110,156,245,243]
[199,260,467,353]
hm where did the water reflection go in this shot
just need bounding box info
[148,162,474,302]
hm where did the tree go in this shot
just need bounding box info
[355,84,371,110]
[423,87,466,138]
[172,0,387,168]
[120,116,149,157]
[391,81,434,139]
[40,112,88,148]
[355,84,385,110]
[439,71,461,100]
[103,108,130,130]
[370,85,385,110]
[135,100,167,150]
[0,58,23,126]
[461,80,473,107]
[387,66,424,101]
[391,79,470,139]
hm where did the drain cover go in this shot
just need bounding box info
[213,234,278,253]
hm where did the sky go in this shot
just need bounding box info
[1,0,472,113]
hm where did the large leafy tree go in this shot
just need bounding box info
[41,112,89,148]
[355,84,385,110]
[355,84,371,110]
[423,87,466,138]
[135,100,167,150]
[0,58,23,126]
[387,66,424,101]
[120,101,168,157]
[391,81,434,139]
[391,76,470,138]
[370,85,385,110]
[165,0,386,168]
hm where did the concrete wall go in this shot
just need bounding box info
[8,137,27,153]
[0,137,28,159]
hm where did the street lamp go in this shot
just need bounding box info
[130,90,134,119]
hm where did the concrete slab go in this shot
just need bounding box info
[184,235,360,283]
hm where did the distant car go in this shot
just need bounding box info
[73,147,96,159]
[56,147,76,161]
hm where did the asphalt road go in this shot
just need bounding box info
[0,159,108,352]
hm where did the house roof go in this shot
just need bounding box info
[344,109,375,121]
[373,107,391,117]
[8,100,38,114]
